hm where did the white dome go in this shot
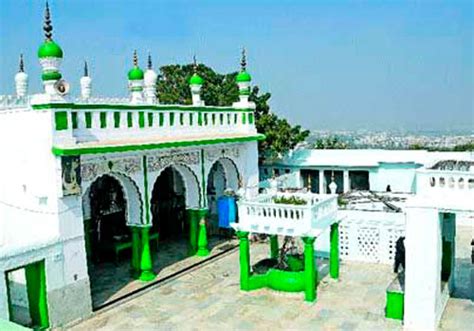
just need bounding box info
[144,69,157,85]
[15,71,28,82]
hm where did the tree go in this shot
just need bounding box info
[313,136,348,149]
[156,63,309,162]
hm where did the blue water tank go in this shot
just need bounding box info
[217,196,237,228]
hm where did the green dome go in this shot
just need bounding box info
[236,70,251,83]
[38,40,63,59]
[189,73,203,85]
[128,67,144,80]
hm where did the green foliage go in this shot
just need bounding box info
[313,136,348,149]
[273,196,307,205]
[453,142,474,151]
[156,63,309,162]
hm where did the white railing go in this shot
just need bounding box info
[0,95,30,110]
[416,169,474,196]
[65,108,256,143]
[236,193,338,237]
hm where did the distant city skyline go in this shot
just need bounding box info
[0,0,472,131]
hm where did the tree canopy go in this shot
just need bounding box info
[313,136,348,149]
[156,63,309,162]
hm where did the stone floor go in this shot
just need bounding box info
[89,235,238,308]
[67,226,473,330]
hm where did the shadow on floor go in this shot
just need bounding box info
[88,235,237,309]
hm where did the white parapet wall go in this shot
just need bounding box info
[336,210,405,265]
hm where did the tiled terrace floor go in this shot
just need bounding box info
[67,226,473,330]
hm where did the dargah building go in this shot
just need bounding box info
[0,3,263,328]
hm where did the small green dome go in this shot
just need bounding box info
[128,67,144,80]
[38,40,63,59]
[189,73,203,85]
[236,70,251,83]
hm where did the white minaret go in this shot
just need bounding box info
[189,55,204,106]
[144,53,158,104]
[128,50,145,104]
[15,54,28,98]
[233,48,255,109]
[80,60,92,100]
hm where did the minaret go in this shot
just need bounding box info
[144,52,158,104]
[80,61,92,100]
[37,1,64,98]
[233,48,254,108]
[189,55,204,106]
[128,50,144,104]
[15,54,28,98]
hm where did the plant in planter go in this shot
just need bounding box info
[276,236,304,271]
[273,196,307,205]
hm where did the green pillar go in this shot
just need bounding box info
[270,235,279,259]
[330,222,340,279]
[25,260,49,329]
[237,231,251,290]
[302,237,316,302]
[196,209,210,257]
[187,209,199,255]
[139,227,155,281]
[130,226,141,278]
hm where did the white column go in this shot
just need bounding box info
[404,206,442,330]
[319,170,325,194]
[343,170,350,193]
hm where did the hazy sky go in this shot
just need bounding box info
[0,0,472,131]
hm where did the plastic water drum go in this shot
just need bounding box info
[217,196,237,228]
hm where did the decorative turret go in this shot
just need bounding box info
[144,52,158,104]
[189,56,204,106]
[37,1,65,97]
[80,61,92,100]
[233,48,255,109]
[128,50,144,104]
[15,54,28,98]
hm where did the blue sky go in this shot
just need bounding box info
[0,0,472,131]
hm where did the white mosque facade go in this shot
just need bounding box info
[0,4,262,328]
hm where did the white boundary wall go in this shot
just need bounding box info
[337,210,405,264]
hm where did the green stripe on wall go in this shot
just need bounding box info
[52,134,265,156]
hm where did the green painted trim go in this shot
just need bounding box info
[302,236,316,302]
[130,226,141,278]
[143,155,150,225]
[100,112,107,128]
[31,103,253,113]
[130,87,143,92]
[71,112,78,129]
[114,112,120,128]
[196,210,210,257]
[52,134,265,156]
[330,222,340,279]
[386,291,404,320]
[139,227,155,281]
[55,111,68,131]
[200,150,206,207]
[147,112,153,127]
[270,235,279,259]
[25,260,49,329]
[187,209,199,255]
[237,231,251,290]
[41,71,62,81]
[139,112,145,128]
[127,112,133,128]
[85,112,92,128]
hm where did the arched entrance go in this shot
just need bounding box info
[150,166,187,240]
[206,158,240,234]
[85,175,128,263]
[82,173,143,308]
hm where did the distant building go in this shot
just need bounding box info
[261,149,473,194]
